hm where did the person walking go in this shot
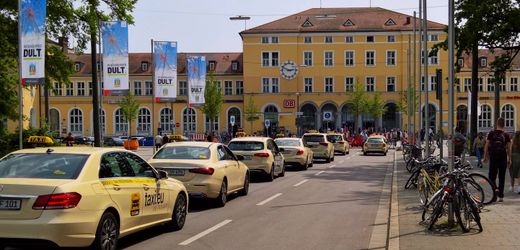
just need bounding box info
[154,134,163,150]
[453,126,466,158]
[65,133,75,147]
[473,132,486,168]
[162,134,169,145]
[510,131,520,193]
[484,117,512,202]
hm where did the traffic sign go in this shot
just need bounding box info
[264,119,271,128]
[323,111,333,121]
[230,115,236,126]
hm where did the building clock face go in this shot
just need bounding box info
[280,61,298,80]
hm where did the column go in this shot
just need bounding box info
[316,111,322,130]
[335,111,342,130]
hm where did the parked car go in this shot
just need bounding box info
[104,137,124,146]
[302,133,334,163]
[274,138,313,170]
[139,136,155,146]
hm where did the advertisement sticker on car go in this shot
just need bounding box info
[130,193,140,216]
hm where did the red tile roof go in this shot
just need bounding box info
[459,49,520,71]
[241,7,446,35]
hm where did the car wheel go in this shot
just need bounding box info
[325,156,331,163]
[267,165,275,182]
[167,193,187,231]
[279,163,285,177]
[364,151,367,156]
[215,180,227,207]
[93,212,119,250]
[302,159,309,171]
[384,152,387,156]
[238,172,249,196]
[331,155,335,162]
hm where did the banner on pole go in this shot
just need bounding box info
[187,56,206,106]
[102,21,129,95]
[153,41,177,102]
[20,0,47,85]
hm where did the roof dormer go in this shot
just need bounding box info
[385,18,397,26]
[343,19,354,26]
[302,18,313,27]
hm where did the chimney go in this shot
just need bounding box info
[405,17,411,25]
[58,36,69,52]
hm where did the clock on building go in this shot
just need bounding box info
[280,60,299,80]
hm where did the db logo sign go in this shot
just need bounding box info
[283,99,296,108]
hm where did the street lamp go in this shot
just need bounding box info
[229,15,251,30]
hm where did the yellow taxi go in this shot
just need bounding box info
[302,133,334,163]
[228,137,285,181]
[326,133,350,155]
[363,135,389,156]
[168,134,190,142]
[148,142,249,207]
[274,138,314,170]
[0,147,188,249]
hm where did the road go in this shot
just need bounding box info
[121,148,393,250]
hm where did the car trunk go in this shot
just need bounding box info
[0,179,71,220]
[149,159,211,182]
[279,146,299,157]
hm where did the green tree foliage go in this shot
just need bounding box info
[367,92,387,128]
[345,82,368,130]
[201,73,223,134]
[119,93,139,137]
[397,87,418,116]
[245,96,259,133]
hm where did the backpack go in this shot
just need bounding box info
[453,136,465,156]
[489,131,507,158]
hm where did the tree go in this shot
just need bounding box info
[201,73,223,136]
[245,96,259,134]
[119,93,139,137]
[367,92,387,130]
[397,87,418,116]
[345,82,368,130]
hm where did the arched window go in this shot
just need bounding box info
[205,115,219,132]
[456,105,468,130]
[49,108,60,132]
[501,104,515,129]
[114,108,128,134]
[264,105,278,113]
[69,108,83,134]
[183,108,196,133]
[160,108,173,133]
[228,107,241,130]
[137,108,151,135]
[478,104,492,129]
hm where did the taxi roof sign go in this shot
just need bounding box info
[27,136,54,145]
[168,134,189,141]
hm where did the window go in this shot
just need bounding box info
[385,19,396,26]
[228,107,241,129]
[88,82,93,96]
[137,108,151,134]
[345,77,354,92]
[97,62,102,71]
[100,109,106,133]
[303,51,313,66]
[366,77,375,92]
[480,57,487,67]
[501,104,515,128]
[65,83,74,96]
[387,77,396,92]
[262,52,279,67]
[144,81,153,96]
[208,61,216,71]
[205,115,219,132]
[159,108,173,133]
[487,78,494,92]
[345,36,353,43]
[134,81,142,96]
[421,50,426,65]
[365,51,375,66]
[511,77,518,92]
[325,36,333,43]
[464,78,472,92]
[141,61,148,71]
[231,61,239,71]
[114,108,129,134]
[235,81,244,95]
[224,81,233,95]
[262,37,269,44]
[304,77,313,93]
[76,82,85,96]
[345,51,354,66]
[304,37,312,43]
[325,77,334,93]
[179,80,187,96]
[420,76,426,91]
[262,78,279,93]
[366,36,374,43]
[183,108,196,133]
[386,50,396,66]
[499,78,506,91]
[49,108,60,132]
[430,34,439,41]
[458,58,464,67]
[478,78,484,92]
[455,78,461,93]
[74,63,81,72]
[271,37,278,44]
[343,19,354,26]
[124,153,155,178]
[324,51,334,67]
[387,35,395,42]
[478,104,492,129]
[69,108,83,134]
[430,76,437,92]
[429,51,439,65]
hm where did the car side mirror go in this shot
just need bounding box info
[236,155,245,161]
[158,170,168,179]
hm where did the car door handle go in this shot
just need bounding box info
[143,184,150,191]
[113,184,121,191]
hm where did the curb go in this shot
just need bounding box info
[388,150,400,249]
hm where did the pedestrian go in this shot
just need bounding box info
[154,134,163,150]
[162,134,169,145]
[453,126,466,158]
[509,131,520,193]
[65,132,74,147]
[484,117,512,202]
[473,132,486,168]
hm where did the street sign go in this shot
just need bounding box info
[323,111,333,121]
[230,115,236,126]
[264,119,271,128]
[442,121,449,127]
[295,112,304,116]
[283,99,296,108]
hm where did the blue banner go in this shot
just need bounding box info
[187,56,206,106]
[153,41,177,101]
[20,0,47,84]
[102,21,129,94]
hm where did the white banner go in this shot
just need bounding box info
[153,41,177,101]
[102,21,129,94]
[20,0,47,84]
[187,56,206,106]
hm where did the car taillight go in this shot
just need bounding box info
[189,167,215,175]
[254,152,270,157]
[319,142,328,146]
[33,192,82,210]
[296,149,304,155]
[338,141,345,144]
[443,186,453,193]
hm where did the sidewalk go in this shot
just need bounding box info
[394,151,520,250]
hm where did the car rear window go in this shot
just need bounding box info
[368,138,384,143]
[0,153,88,179]
[326,135,343,142]
[228,141,265,151]
[275,140,300,147]
[303,135,324,143]
[154,146,211,160]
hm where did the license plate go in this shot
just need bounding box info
[243,155,252,160]
[0,199,21,210]
[282,151,291,155]
[167,169,185,176]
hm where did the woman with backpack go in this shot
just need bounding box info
[510,131,520,194]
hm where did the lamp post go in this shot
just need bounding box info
[229,15,251,30]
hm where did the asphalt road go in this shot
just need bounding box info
[121,148,392,250]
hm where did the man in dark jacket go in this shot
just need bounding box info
[484,117,512,202]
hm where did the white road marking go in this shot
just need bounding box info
[179,219,232,246]
[256,193,283,206]
[293,179,309,187]
[328,164,336,169]
[315,170,325,176]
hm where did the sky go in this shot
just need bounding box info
[125,0,449,53]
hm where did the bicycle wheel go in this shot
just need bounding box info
[463,178,484,205]
[454,191,470,232]
[405,169,420,189]
[418,175,429,205]
[469,173,496,205]
[428,194,446,230]
[464,190,484,232]
[421,189,442,222]
[406,158,415,172]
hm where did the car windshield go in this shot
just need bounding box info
[275,140,300,147]
[228,141,264,151]
[327,135,343,142]
[154,146,211,160]
[368,138,384,143]
[0,153,88,179]
[303,135,324,143]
